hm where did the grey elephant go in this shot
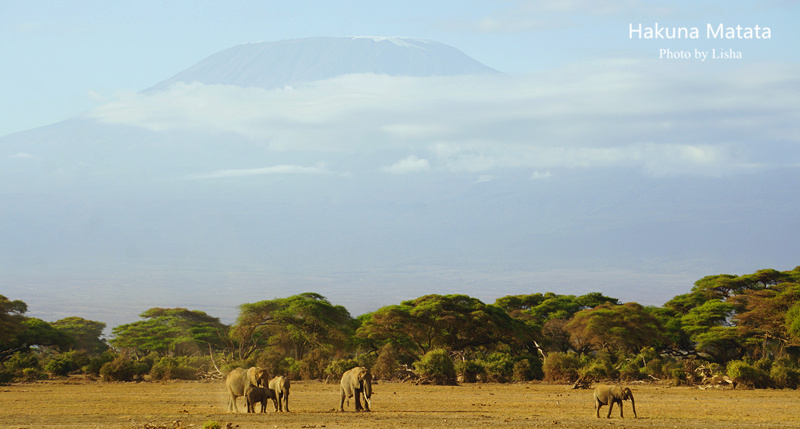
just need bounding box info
[245,385,278,413]
[225,366,270,413]
[268,375,291,412]
[339,367,372,412]
[593,384,637,418]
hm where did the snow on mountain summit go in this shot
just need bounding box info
[145,36,498,92]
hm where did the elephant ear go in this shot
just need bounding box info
[623,388,633,399]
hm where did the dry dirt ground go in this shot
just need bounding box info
[2,378,799,428]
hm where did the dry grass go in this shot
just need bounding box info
[1,378,799,428]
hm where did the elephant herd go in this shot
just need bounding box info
[226,367,635,419]
[225,366,373,414]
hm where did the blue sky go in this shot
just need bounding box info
[2,0,798,138]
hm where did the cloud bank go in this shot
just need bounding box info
[87,60,800,178]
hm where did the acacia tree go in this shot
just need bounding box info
[565,302,666,356]
[0,295,28,359]
[495,292,620,355]
[731,282,800,359]
[357,294,526,360]
[231,293,355,362]
[110,308,228,358]
[51,317,108,355]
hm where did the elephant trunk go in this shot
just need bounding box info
[630,396,637,418]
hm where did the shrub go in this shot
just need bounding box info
[4,352,38,374]
[203,421,222,429]
[580,351,617,381]
[325,358,359,382]
[149,357,197,380]
[414,349,456,385]
[580,360,612,381]
[727,360,770,389]
[770,358,800,389]
[44,351,90,377]
[100,356,137,382]
[455,360,485,383]
[754,357,772,374]
[669,366,689,385]
[43,358,72,377]
[285,358,302,380]
[617,357,644,381]
[21,367,44,381]
[84,351,117,375]
[481,353,515,382]
[513,359,534,382]
[542,352,580,383]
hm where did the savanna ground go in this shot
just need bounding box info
[2,378,799,428]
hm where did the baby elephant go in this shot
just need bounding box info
[593,384,637,418]
[245,384,278,413]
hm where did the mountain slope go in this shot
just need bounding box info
[145,36,499,92]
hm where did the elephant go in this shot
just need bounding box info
[593,384,637,418]
[268,375,291,412]
[245,385,278,413]
[339,367,373,412]
[225,366,270,413]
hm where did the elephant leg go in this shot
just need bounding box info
[354,390,362,411]
[362,393,371,412]
[619,401,624,418]
[339,390,346,412]
[284,393,290,412]
[228,392,239,413]
[606,401,614,418]
[595,399,602,418]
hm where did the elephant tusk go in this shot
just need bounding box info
[365,397,372,408]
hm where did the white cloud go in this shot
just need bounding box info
[86,62,800,178]
[383,155,431,174]
[530,171,552,180]
[187,164,331,179]
[9,153,36,159]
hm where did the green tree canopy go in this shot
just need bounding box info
[565,302,666,355]
[51,317,108,355]
[496,292,619,328]
[731,282,800,358]
[357,294,527,359]
[110,307,228,358]
[0,295,28,352]
[14,318,74,352]
[232,293,355,361]
[495,292,619,355]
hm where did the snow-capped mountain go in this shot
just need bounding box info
[145,36,498,92]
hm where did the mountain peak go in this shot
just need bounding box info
[144,36,498,93]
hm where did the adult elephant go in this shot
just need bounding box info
[339,367,372,412]
[269,375,291,412]
[225,367,270,413]
[593,384,637,418]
